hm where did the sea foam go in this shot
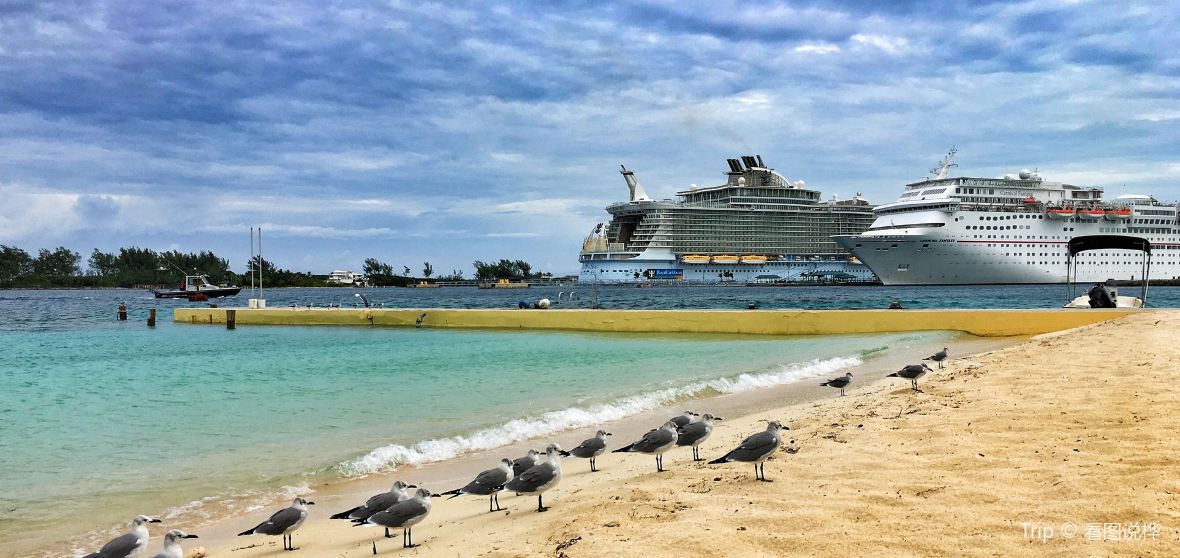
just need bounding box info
[338,355,859,476]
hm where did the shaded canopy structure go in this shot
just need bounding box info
[1066,235,1151,307]
[1067,235,1151,256]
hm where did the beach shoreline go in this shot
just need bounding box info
[37,332,1021,558]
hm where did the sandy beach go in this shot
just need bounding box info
[78,311,1180,557]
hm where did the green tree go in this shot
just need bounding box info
[0,245,33,285]
[88,249,118,276]
[33,247,81,277]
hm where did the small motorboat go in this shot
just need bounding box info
[1063,235,1150,308]
[153,275,242,300]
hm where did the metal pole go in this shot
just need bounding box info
[258,228,263,301]
[250,227,256,298]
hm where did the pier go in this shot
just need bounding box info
[173,307,1137,337]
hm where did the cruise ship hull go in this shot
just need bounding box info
[580,252,874,284]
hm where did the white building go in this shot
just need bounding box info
[327,270,365,285]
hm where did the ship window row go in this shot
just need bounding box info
[1134,218,1175,224]
[975,214,1045,221]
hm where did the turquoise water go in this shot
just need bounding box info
[0,290,957,555]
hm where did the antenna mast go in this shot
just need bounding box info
[930,147,958,179]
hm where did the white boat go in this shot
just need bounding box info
[833,149,1180,285]
[1063,235,1150,308]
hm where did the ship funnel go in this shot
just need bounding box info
[727,159,742,173]
[756,155,765,167]
[620,165,652,202]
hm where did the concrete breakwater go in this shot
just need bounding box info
[173,307,1136,337]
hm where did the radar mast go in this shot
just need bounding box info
[930,147,958,179]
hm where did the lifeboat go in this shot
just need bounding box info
[1075,208,1104,220]
[712,255,739,264]
[1045,208,1075,219]
[1022,197,1038,204]
[681,255,710,264]
[1104,207,1131,221]
[739,255,768,264]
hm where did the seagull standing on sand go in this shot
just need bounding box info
[504,443,565,512]
[676,413,722,461]
[669,411,699,429]
[440,458,514,512]
[888,363,934,391]
[568,430,612,472]
[511,449,542,477]
[330,480,414,538]
[237,497,314,551]
[147,530,198,558]
[361,488,434,550]
[820,372,854,396]
[612,421,679,472]
[82,515,161,558]
[709,420,787,481]
[924,347,949,369]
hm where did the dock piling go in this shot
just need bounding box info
[147,308,157,327]
[117,303,128,321]
[226,309,236,330]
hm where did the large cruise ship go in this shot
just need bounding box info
[833,149,1180,285]
[579,156,876,284]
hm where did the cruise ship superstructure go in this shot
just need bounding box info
[833,149,1180,285]
[579,156,876,284]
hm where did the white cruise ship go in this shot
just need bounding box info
[579,156,877,284]
[833,149,1180,285]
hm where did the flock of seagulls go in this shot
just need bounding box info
[85,347,951,556]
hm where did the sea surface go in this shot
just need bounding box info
[0,285,1170,556]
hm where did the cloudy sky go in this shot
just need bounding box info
[1,0,1176,276]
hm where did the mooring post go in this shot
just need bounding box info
[226,309,236,330]
[117,303,128,321]
[147,308,157,327]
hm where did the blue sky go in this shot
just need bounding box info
[1,0,1177,276]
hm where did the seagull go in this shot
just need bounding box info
[924,347,949,369]
[361,488,434,550]
[709,420,787,481]
[504,443,564,512]
[330,480,414,538]
[82,515,161,558]
[237,497,315,551]
[820,372,854,396]
[888,363,934,391]
[511,448,542,477]
[568,430,612,472]
[676,413,722,461]
[669,410,699,429]
[440,458,514,512]
[147,530,198,558]
[612,421,679,472]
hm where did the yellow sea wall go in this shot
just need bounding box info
[173,307,1137,337]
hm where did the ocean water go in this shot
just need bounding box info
[0,285,1160,555]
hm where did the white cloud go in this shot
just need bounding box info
[795,43,840,55]
[850,33,910,54]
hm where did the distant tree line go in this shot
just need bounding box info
[0,243,550,289]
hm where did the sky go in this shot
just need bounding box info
[1,0,1177,276]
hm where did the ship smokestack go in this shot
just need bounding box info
[620,165,652,202]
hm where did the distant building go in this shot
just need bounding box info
[327,270,366,286]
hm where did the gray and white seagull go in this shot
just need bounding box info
[888,363,934,391]
[709,420,787,481]
[669,410,699,429]
[676,413,722,461]
[237,496,314,551]
[612,420,679,472]
[510,448,542,477]
[504,443,565,512]
[440,458,515,512]
[330,480,414,538]
[360,488,435,550]
[924,347,949,369]
[82,515,161,558]
[147,530,198,558]
[820,372,854,396]
[568,430,612,472]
